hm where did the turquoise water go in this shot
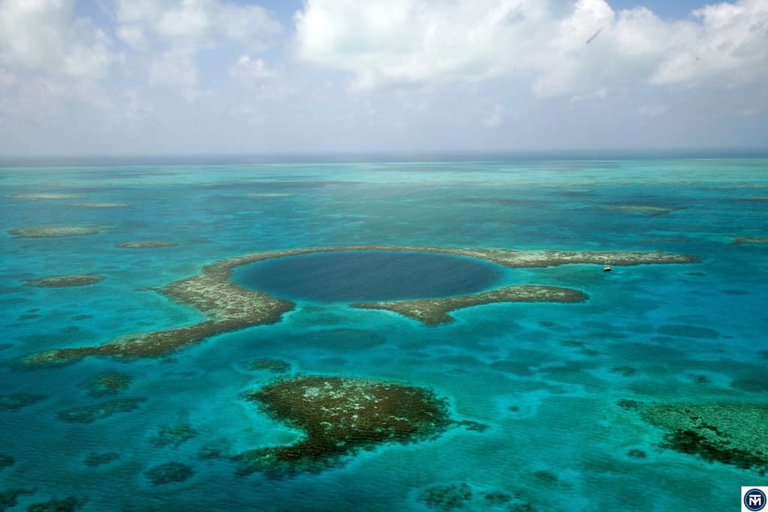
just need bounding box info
[1,156,767,511]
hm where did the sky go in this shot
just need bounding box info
[0,0,767,157]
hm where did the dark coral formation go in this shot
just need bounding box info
[656,324,719,339]
[71,203,131,208]
[85,372,132,397]
[116,241,178,249]
[0,393,46,412]
[8,226,104,238]
[236,376,453,475]
[0,454,14,470]
[21,245,698,365]
[609,366,637,377]
[150,425,198,448]
[144,462,194,485]
[732,237,768,245]
[26,496,84,512]
[56,398,146,424]
[246,358,291,373]
[0,489,34,510]
[418,483,532,511]
[624,401,768,474]
[598,205,681,216]
[352,285,588,325]
[197,439,233,460]
[418,483,473,511]
[27,274,103,288]
[83,452,120,467]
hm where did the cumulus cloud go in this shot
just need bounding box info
[115,0,281,51]
[0,0,113,78]
[115,0,282,97]
[231,54,277,82]
[294,0,768,96]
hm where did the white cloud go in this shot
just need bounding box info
[294,0,768,97]
[0,0,113,78]
[114,0,282,98]
[650,0,768,86]
[149,49,199,89]
[115,0,281,51]
[231,54,276,82]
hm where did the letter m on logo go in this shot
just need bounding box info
[751,495,764,507]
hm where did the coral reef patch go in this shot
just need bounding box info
[83,452,120,467]
[246,358,291,373]
[8,226,105,238]
[8,193,80,200]
[150,425,198,448]
[20,245,698,366]
[116,241,178,249]
[0,454,14,470]
[144,462,194,485]
[352,285,587,325]
[27,274,103,288]
[0,393,46,411]
[84,372,132,397]
[598,205,681,216]
[235,375,453,476]
[26,496,84,512]
[417,482,533,511]
[623,400,768,474]
[0,489,34,510]
[245,193,295,198]
[71,203,131,208]
[732,237,768,245]
[56,398,146,424]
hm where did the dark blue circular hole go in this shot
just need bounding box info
[232,251,502,302]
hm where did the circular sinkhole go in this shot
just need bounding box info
[232,250,503,302]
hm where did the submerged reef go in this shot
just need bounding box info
[83,452,120,467]
[27,496,84,512]
[8,226,105,238]
[71,203,131,208]
[27,274,103,288]
[353,285,587,325]
[8,193,80,200]
[56,397,146,424]
[0,393,46,411]
[246,358,292,373]
[0,454,14,469]
[116,241,179,249]
[418,483,473,510]
[84,371,132,397]
[236,375,453,476]
[144,462,194,485]
[0,489,34,510]
[732,237,768,245]
[624,400,768,474]
[20,245,698,366]
[150,424,198,448]
[598,205,681,216]
[417,482,533,511]
[245,193,295,198]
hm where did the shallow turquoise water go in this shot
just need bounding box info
[1,157,767,511]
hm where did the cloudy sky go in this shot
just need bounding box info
[0,0,766,157]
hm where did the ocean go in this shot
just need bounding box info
[1,154,766,511]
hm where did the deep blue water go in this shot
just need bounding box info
[1,155,767,511]
[233,251,502,302]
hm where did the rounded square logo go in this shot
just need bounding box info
[743,487,768,512]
